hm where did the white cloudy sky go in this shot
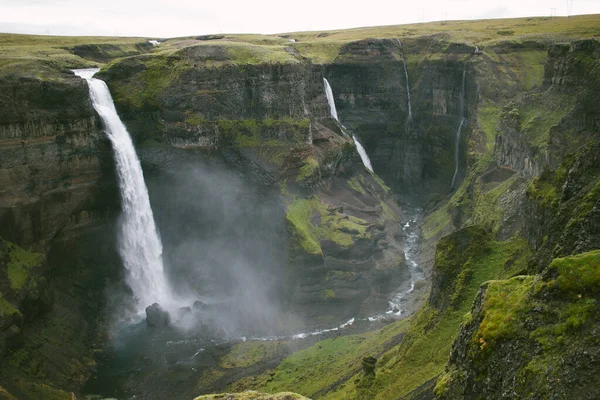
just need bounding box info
[1,0,599,37]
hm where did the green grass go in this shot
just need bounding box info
[0,292,21,319]
[0,33,151,79]
[519,92,576,147]
[233,318,410,397]
[476,276,537,347]
[550,250,600,295]
[324,233,531,399]
[231,229,531,399]
[196,391,309,400]
[6,242,44,292]
[285,196,371,254]
[220,341,288,369]
[471,174,519,234]
[477,103,503,155]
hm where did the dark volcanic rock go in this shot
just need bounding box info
[146,303,170,327]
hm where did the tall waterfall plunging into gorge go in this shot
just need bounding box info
[451,66,467,189]
[396,39,412,123]
[323,78,374,173]
[74,69,172,312]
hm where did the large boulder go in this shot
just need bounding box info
[145,303,170,327]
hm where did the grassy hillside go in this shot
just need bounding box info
[2,14,599,78]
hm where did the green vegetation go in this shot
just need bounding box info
[518,92,576,147]
[6,242,44,292]
[0,33,151,79]
[296,156,319,183]
[103,54,193,108]
[3,382,72,400]
[348,177,367,195]
[230,228,531,399]
[285,196,371,254]
[477,103,502,155]
[285,197,323,255]
[435,249,600,396]
[230,319,410,397]
[551,250,600,295]
[220,341,288,369]
[0,292,21,319]
[476,276,537,347]
[471,174,519,233]
[195,391,309,400]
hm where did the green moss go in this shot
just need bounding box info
[476,276,537,347]
[550,250,600,294]
[6,242,44,292]
[107,54,193,109]
[0,292,21,319]
[196,391,309,400]
[471,174,519,233]
[322,289,336,300]
[527,175,558,209]
[297,157,319,183]
[220,341,288,369]
[285,196,371,254]
[518,92,576,147]
[477,103,502,155]
[286,197,323,255]
[434,368,459,396]
[348,177,367,195]
[8,382,72,400]
[234,318,410,397]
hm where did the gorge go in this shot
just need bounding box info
[0,13,600,400]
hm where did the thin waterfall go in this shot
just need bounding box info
[396,39,412,122]
[323,78,374,173]
[451,67,467,189]
[73,68,172,312]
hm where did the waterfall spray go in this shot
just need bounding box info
[323,78,374,173]
[74,69,173,312]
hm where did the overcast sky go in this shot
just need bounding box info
[1,0,599,38]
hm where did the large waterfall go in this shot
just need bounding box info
[451,67,467,189]
[323,78,374,173]
[74,69,172,312]
[396,39,412,122]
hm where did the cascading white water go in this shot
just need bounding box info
[73,68,172,312]
[396,39,412,122]
[323,78,374,173]
[451,67,467,189]
[323,77,339,122]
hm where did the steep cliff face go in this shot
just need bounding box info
[432,39,600,400]
[325,38,474,198]
[101,47,412,324]
[0,72,121,397]
[438,251,600,400]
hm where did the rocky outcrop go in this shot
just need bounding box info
[494,39,600,178]
[0,72,121,398]
[437,251,600,399]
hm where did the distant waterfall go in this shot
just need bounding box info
[451,67,467,189]
[323,78,374,173]
[74,69,172,312]
[396,39,412,122]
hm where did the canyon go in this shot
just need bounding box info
[0,14,599,400]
